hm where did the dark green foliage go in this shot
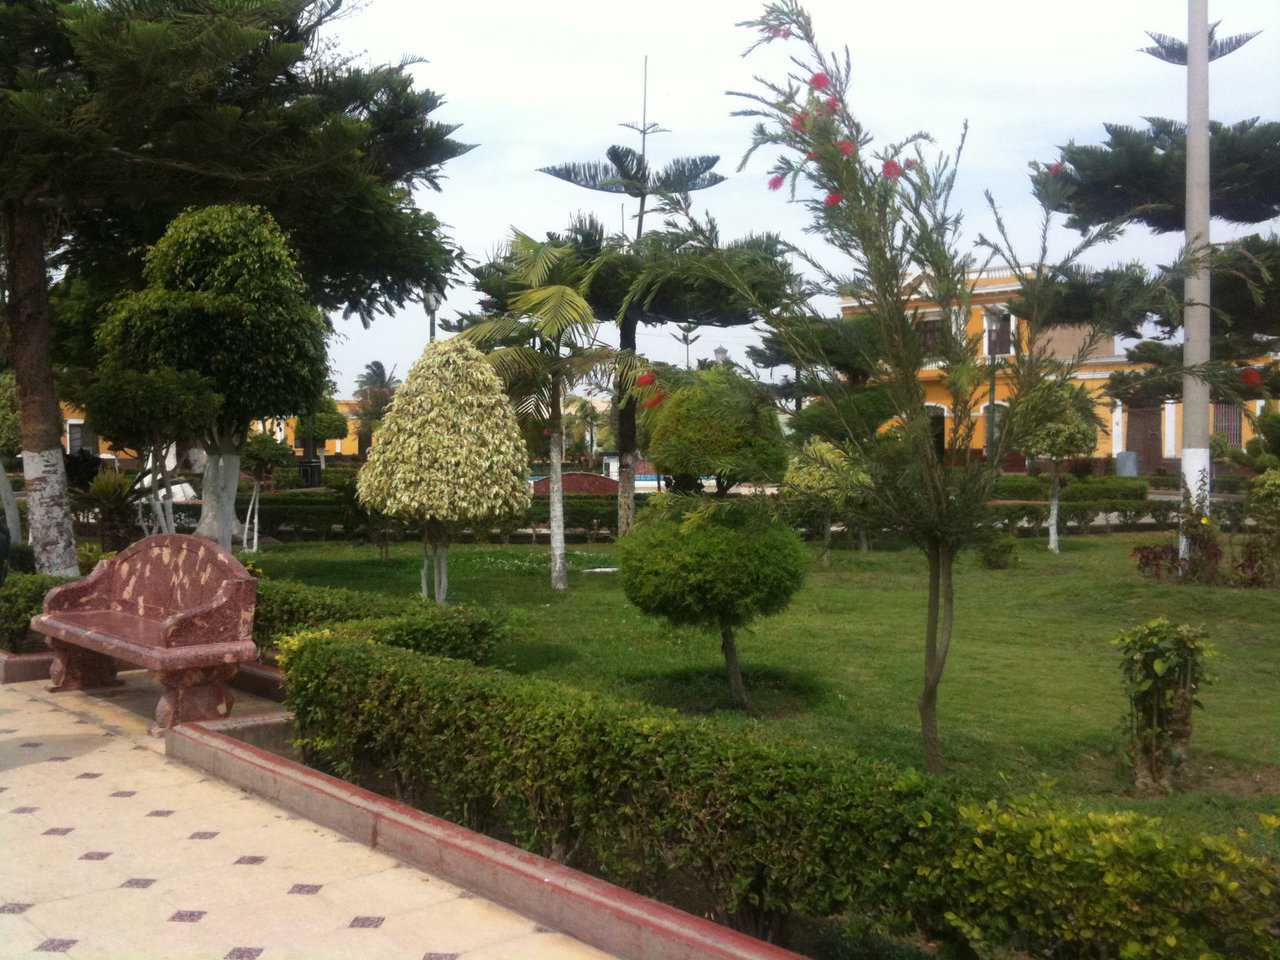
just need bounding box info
[785,390,893,446]
[0,573,67,652]
[282,634,1280,957]
[7,543,35,574]
[991,475,1050,501]
[296,396,350,449]
[73,471,137,551]
[1058,477,1148,502]
[76,368,221,459]
[977,535,1018,570]
[286,606,506,666]
[618,499,805,633]
[240,433,294,482]
[252,578,407,651]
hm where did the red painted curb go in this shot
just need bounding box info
[0,649,53,684]
[167,719,805,960]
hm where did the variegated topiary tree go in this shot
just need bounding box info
[357,338,530,602]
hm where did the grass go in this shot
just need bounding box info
[252,533,1280,853]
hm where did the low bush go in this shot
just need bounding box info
[7,543,35,574]
[528,494,651,533]
[281,605,505,665]
[1059,477,1148,502]
[282,635,1280,958]
[0,573,69,652]
[253,578,406,650]
[991,474,1048,501]
[977,534,1017,569]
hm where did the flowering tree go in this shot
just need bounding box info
[357,338,530,602]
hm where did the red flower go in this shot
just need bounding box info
[903,158,918,171]
[542,428,552,437]
[790,111,809,131]
[767,173,786,191]
[1240,367,1264,387]
[809,72,831,90]
[882,159,902,179]
[636,371,656,386]
[824,95,840,114]
[642,392,666,409]
[824,192,844,207]
[806,150,818,160]
[1047,161,1065,177]
[769,26,789,38]
[837,139,856,157]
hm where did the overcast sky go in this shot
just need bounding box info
[322,0,1279,396]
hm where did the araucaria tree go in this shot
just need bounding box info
[98,205,329,551]
[1,0,467,574]
[357,339,530,603]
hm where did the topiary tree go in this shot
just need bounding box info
[781,438,871,565]
[97,204,329,551]
[296,395,349,469]
[357,338,530,602]
[239,433,293,553]
[646,366,788,495]
[1018,383,1099,553]
[617,497,807,710]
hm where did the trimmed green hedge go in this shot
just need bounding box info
[528,494,649,532]
[1058,477,1149,501]
[0,573,69,652]
[253,578,406,650]
[281,634,1280,958]
[988,500,1180,535]
[282,606,506,665]
[992,475,1049,501]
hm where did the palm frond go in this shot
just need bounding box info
[484,344,553,388]
[508,231,570,288]
[538,161,633,195]
[1142,23,1260,64]
[508,284,597,340]
[459,315,530,348]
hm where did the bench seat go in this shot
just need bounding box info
[33,610,256,673]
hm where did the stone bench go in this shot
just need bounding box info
[30,534,257,732]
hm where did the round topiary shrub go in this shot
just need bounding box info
[617,497,807,710]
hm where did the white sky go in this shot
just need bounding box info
[322,0,1280,395]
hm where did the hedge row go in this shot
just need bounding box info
[281,635,1280,958]
[280,607,506,666]
[992,476,1150,502]
[989,498,1257,536]
[1147,473,1251,494]
[253,578,407,650]
[0,573,69,652]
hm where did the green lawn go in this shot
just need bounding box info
[252,533,1280,852]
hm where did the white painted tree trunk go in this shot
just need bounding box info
[195,443,243,550]
[549,377,568,592]
[241,481,261,552]
[1048,467,1061,554]
[433,543,449,604]
[0,467,21,544]
[419,531,431,599]
[23,448,79,576]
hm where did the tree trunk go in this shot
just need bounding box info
[719,621,751,711]
[4,200,78,576]
[195,437,243,550]
[0,468,21,545]
[617,313,638,537]
[858,527,869,552]
[435,542,449,604]
[549,376,568,592]
[819,509,832,568]
[1048,465,1061,553]
[419,527,431,599]
[918,541,955,774]
[194,453,222,539]
[424,520,448,604]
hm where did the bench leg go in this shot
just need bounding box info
[48,641,123,692]
[152,665,238,733]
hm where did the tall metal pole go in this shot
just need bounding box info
[1180,0,1211,554]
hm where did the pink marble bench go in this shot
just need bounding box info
[30,534,257,732]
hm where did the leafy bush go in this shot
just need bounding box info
[282,635,1280,958]
[282,605,505,665]
[977,534,1017,569]
[0,573,69,652]
[7,543,35,574]
[1058,477,1148,501]
[618,497,807,709]
[991,474,1049,501]
[76,544,116,575]
[1249,468,1280,531]
[253,578,406,651]
[75,470,138,550]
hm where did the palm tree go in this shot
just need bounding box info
[355,361,401,393]
[570,396,605,468]
[353,361,402,455]
[465,232,615,592]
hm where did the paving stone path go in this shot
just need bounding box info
[0,679,613,960]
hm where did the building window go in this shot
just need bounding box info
[66,420,98,455]
[917,318,944,356]
[987,312,1013,357]
[1213,402,1242,448]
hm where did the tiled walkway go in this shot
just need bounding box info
[0,678,614,960]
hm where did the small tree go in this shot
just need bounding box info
[1018,383,1099,553]
[617,497,807,710]
[647,366,788,495]
[239,433,293,552]
[1114,618,1214,794]
[781,438,871,564]
[97,205,329,551]
[357,338,530,602]
[296,395,349,469]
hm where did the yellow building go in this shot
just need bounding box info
[841,268,1269,473]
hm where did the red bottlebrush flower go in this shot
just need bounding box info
[806,150,818,160]
[790,112,809,131]
[636,371,657,386]
[824,95,840,114]
[837,139,856,157]
[824,192,844,207]
[809,72,831,90]
[1240,367,1264,387]
[1047,161,1065,176]
[642,392,666,409]
[768,173,786,191]
[903,158,918,171]
[882,159,903,179]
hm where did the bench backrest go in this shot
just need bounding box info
[105,535,253,621]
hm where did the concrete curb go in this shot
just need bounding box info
[167,718,804,960]
[229,661,285,702]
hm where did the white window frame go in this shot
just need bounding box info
[982,307,1015,359]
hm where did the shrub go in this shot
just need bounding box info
[1115,619,1214,794]
[618,497,807,709]
[991,474,1048,501]
[76,544,116,575]
[977,534,1017,569]
[281,605,505,666]
[281,635,1280,958]
[1058,477,1148,501]
[0,573,69,652]
[1249,468,1280,531]
[75,470,138,550]
[252,578,406,651]
[7,543,35,574]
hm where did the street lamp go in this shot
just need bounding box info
[424,290,443,343]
